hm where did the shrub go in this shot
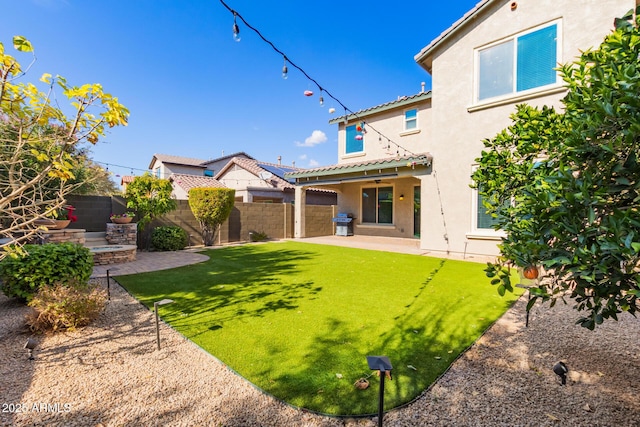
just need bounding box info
[151,226,188,251]
[188,187,235,246]
[26,280,107,332]
[249,231,268,242]
[0,243,93,301]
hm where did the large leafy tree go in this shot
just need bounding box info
[0,36,129,258]
[473,9,640,329]
[125,173,176,248]
[188,187,235,246]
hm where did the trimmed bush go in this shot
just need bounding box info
[151,226,188,251]
[0,243,93,301]
[26,280,107,332]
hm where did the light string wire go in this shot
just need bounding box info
[219,0,426,160]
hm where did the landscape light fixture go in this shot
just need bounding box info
[24,337,37,360]
[367,355,393,427]
[154,299,175,351]
[105,268,118,301]
[553,361,568,385]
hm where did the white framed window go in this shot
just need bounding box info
[361,185,393,225]
[469,167,506,240]
[404,108,418,131]
[154,168,161,178]
[476,21,561,103]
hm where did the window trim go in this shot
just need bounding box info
[468,167,505,240]
[404,108,418,131]
[473,19,562,106]
[360,184,395,226]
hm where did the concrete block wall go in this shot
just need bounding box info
[66,196,336,246]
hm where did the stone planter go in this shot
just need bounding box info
[34,219,71,230]
[111,217,133,224]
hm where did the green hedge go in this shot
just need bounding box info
[0,243,93,301]
[151,226,188,251]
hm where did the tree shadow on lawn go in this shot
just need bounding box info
[117,245,323,336]
[257,259,520,416]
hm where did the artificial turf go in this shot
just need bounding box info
[117,241,522,415]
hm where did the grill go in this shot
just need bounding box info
[332,213,354,236]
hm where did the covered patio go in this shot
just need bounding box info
[285,153,433,243]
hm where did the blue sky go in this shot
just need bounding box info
[1,0,479,182]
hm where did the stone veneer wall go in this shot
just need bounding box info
[92,247,137,265]
[105,223,137,245]
[40,229,86,245]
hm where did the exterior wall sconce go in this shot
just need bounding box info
[399,194,404,201]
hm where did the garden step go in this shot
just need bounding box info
[84,232,108,247]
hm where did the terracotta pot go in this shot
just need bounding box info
[35,219,71,230]
[111,217,133,224]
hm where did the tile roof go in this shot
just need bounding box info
[414,0,493,70]
[201,151,254,166]
[329,91,432,124]
[217,157,300,191]
[120,175,135,185]
[169,173,226,193]
[150,153,208,169]
[285,153,432,180]
[217,157,335,193]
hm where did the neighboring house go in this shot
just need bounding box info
[148,152,254,180]
[169,173,226,200]
[120,175,135,193]
[287,0,635,258]
[215,157,337,205]
[149,154,209,179]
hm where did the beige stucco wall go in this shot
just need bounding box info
[419,0,634,258]
[333,177,421,238]
[336,98,432,164]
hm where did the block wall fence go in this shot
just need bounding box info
[66,196,336,246]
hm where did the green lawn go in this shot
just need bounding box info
[117,241,522,415]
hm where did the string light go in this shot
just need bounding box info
[219,0,424,160]
[232,12,241,42]
[319,90,324,107]
[282,56,288,79]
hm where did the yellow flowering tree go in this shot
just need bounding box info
[0,36,129,258]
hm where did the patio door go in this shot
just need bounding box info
[414,185,420,237]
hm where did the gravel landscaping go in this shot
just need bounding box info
[1,278,639,426]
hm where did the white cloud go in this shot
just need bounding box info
[295,130,327,147]
[299,154,308,160]
[308,159,320,167]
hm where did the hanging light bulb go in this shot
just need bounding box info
[232,12,241,42]
[282,57,288,79]
[319,90,324,107]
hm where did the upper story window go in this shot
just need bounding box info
[345,124,364,154]
[154,168,161,178]
[404,109,417,131]
[204,170,214,177]
[477,22,559,102]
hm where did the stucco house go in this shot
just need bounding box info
[287,0,637,258]
[147,152,336,204]
[215,156,337,205]
[148,152,254,180]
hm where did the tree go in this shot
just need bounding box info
[0,36,128,259]
[125,173,176,249]
[188,188,235,246]
[473,9,640,329]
